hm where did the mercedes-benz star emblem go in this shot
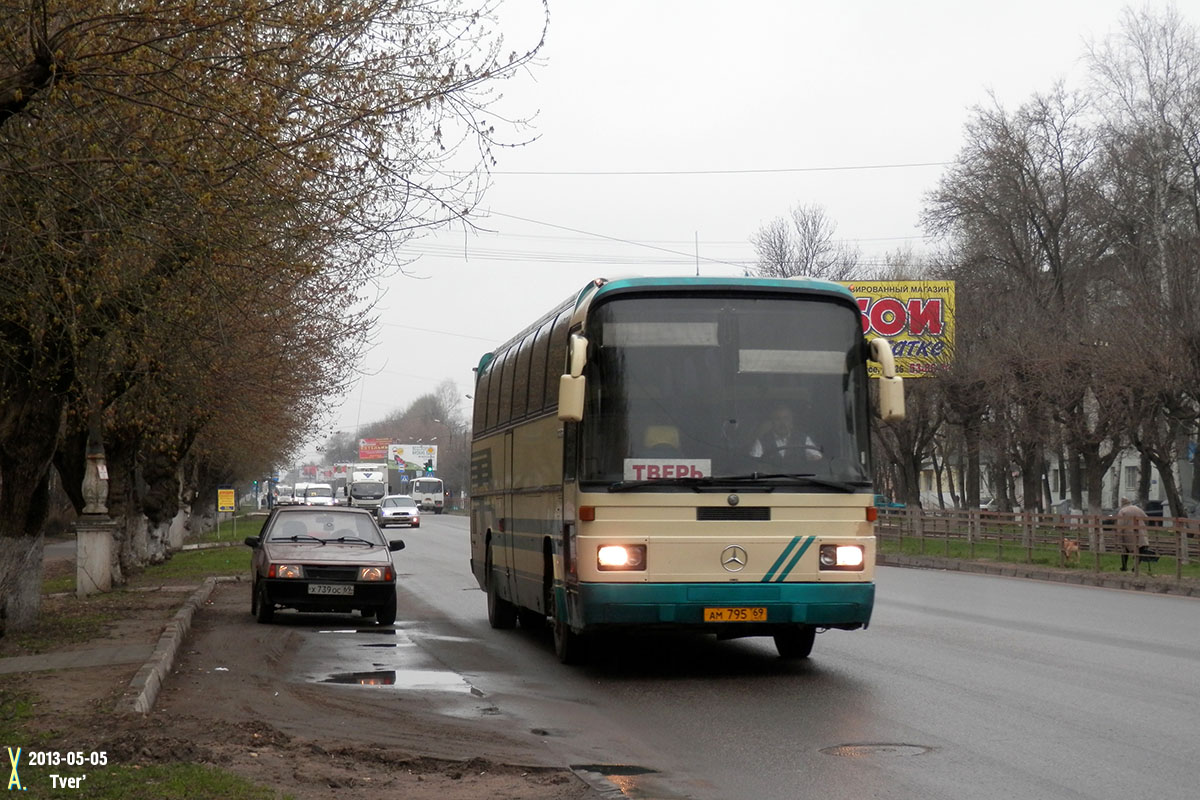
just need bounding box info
[720,545,748,572]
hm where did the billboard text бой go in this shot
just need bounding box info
[841,280,955,379]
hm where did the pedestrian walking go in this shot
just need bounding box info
[1115,497,1148,572]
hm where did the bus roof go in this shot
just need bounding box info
[587,275,855,305]
[475,275,859,376]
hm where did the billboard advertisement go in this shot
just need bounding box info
[841,280,955,379]
[358,437,392,460]
[388,443,438,472]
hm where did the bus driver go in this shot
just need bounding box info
[750,404,823,465]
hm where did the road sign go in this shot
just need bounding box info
[218,487,235,512]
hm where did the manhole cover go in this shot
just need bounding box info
[821,743,932,758]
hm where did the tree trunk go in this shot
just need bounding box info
[0,391,64,633]
[964,417,982,508]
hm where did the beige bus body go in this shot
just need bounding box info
[470,277,900,663]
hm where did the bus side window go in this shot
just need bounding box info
[498,347,515,426]
[511,333,534,420]
[474,365,491,433]
[546,312,570,411]
[486,351,506,431]
[527,321,551,414]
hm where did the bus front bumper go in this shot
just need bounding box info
[564,582,874,632]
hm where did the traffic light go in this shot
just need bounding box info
[424,459,434,474]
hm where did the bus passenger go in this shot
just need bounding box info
[641,424,682,458]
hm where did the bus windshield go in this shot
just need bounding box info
[579,294,872,490]
[411,479,442,493]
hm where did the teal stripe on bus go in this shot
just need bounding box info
[773,536,815,582]
[762,537,801,583]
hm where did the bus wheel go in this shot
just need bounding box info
[486,544,517,629]
[774,626,815,659]
[552,603,587,665]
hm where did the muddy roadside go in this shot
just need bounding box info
[1,556,597,800]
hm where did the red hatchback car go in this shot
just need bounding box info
[244,506,405,625]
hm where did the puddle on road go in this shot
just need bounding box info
[320,668,475,693]
[323,670,398,686]
[316,628,397,636]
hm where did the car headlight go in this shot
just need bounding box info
[818,545,865,571]
[597,544,646,571]
[270,564,303,579]
[358,566,392,581]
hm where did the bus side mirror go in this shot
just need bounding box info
[568,334,588,378]
[558,334,588,421]
[869,337,906,423]
[558,374,585,421]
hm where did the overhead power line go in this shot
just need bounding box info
[453,160,950,177]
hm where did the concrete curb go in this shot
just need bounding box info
[878,553,1200,597]
[118,576,237,714]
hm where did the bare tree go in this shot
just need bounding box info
[750,203,860,280]
[1087,5,1200,515]
[0,0,546,631]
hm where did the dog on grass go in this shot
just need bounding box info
[1060,537,1080,563]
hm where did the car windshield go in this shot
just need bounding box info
[382,497,416,508]
[268,512,385,544]
[304,486,333,499]
[350,482,386,497]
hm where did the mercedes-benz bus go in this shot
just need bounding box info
[469,276,904,663]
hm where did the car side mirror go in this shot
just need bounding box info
[243,536,261,548]
[388,540,406,552]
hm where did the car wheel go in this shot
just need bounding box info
[250,579,259,616]
[376,590,397,626]
[485,543,517,629]
[255,582,274,624]
[774,625,816,659]
[359,607,376,620]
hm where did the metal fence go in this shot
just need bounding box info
[876,507,1200,580]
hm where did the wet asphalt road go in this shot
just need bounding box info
[294,514,1200,800]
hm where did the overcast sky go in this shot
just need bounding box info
[311,0,1163,455]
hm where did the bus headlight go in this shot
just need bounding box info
[597,544,646,571]
[819,545,864,571]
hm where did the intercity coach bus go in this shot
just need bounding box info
[469,276,905,663]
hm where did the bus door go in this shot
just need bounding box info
[497,429,517,599]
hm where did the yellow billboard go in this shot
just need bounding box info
[841,280,955,379]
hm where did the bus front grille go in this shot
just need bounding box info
[696,507,770,521]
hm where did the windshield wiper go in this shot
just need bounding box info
[717,473,868,492]
[608,477,712,492]
[268,534,326,544]
[328,536,377,546]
